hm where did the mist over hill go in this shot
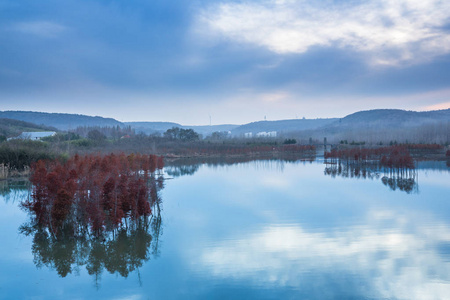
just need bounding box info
[125,122,182,135]
[232,118,338,135]
[125,122,239,136]
[297,109,450,144]
[332,109,450,129]
[183,124,239,136]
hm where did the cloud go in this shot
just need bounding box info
[199,0,450,66]
[421,101,450,111]
[260,91,290,103]
[196,209,450,299]
[308,88,450,116]
[12,21,66,38]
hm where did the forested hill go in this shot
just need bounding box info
[0,111,123,130]
[0,118,57,138]
[328,109,450,129]
[1,108,448,137]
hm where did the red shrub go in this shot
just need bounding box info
[23,153,164,237]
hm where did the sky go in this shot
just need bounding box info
[1,0,450,125]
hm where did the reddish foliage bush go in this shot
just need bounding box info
[325,146,415,170]
[22,153,164,236]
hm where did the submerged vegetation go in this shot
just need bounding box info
[21,153,164,238]
[325,145,415,172]
[15,152,165,281]
[324,145,419,193]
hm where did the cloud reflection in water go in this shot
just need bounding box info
[197,210,450,299]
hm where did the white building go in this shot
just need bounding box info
[256,132,267,138]
[8,131,57,141]
[256,131,277,138]
[244,132,253,138]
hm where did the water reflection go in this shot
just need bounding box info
[197,210,450,299]
[165,156,315,178]
[418,160,450,172]
[0,179,30,203]
[324,161,419,193]
[19,212,162,284]
[380,176,417,193]
[165,164,200,177]
[2,157,450,299]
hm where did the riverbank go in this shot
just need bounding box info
[0,164,30,180]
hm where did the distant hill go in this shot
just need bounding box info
[0,118,57,138]
[231,118,338,136]
[0,111,123,130]
[325,109,450,131]
[226,109,449,143]
[230,109,450,137]
[1,108,448,142]
[125,122,182,135]
[126,122,239,136]
[299,108,450,144]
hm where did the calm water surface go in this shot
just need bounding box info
[1,159,450,299]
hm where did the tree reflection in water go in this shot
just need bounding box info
[165,164,200,177]
[380,176,417,193]
[20,211,162,286]
[165,155,316,178]
[324,161,418,194]
[0,179,30,203]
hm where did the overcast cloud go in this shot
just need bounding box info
[0,0,449,124]
[200,0,450,65]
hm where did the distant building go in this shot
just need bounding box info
[8,131,56,141]
[256,132,267,138]
[256,131,277,138]
[244,132,253,138]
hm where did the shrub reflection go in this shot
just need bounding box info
[324,161,418,193]
[20,211,162,283]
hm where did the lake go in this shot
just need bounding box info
[1,158,450,299]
